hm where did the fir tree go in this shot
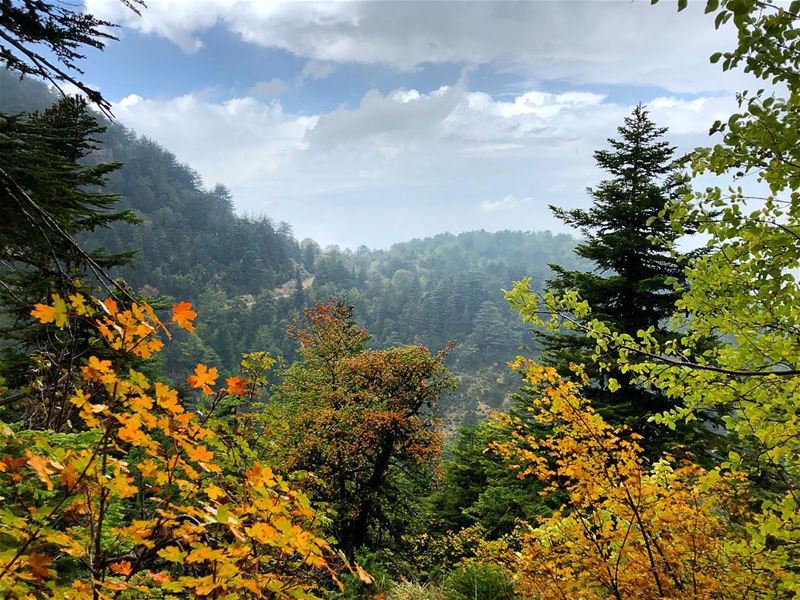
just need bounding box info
[541,105,696,454]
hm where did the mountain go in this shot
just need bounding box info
[0,71,585,424]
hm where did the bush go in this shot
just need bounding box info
[443,565,514,600]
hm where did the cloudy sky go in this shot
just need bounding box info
[78,0,745,248]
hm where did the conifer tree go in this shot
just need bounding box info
[0,97,137,427]
[540,105,694,452]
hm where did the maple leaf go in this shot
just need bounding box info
[30,303,56,325]
[99,297,119,316]
[25,451,58,490]
[27,553,52,581]
[171,301,197,333]
[187,364,218,395]
[68,292,89,316]
[157,546,187,563]
[1,455,28,474]
[205,483,226,501]
[110,469,138,499]
[155,382,183,414]
[30,294,68,328]
[225,376,248,396]
[187,444,214,464]
[81,356,114,383]
[149,571,171,585]
[110,561,132,576]
[247,522,280,545]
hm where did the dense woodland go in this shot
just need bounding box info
[1,0,799,598]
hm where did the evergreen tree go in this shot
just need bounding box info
[427,422,549,539]
[0,97,137,427]
[541,105,695,453]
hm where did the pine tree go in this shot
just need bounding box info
[541,105,696,453]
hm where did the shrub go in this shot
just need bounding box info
[443,565,514,600]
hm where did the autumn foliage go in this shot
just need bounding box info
[492,359,783,599]
[273,301,456,555]
[0,293,341,598]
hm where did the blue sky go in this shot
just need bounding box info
[76,0,746,249]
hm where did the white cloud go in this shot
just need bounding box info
[480,195,533,213]
[109,81,736,246]
[113,93,317,187]
[298,60,335,82]
[86,0,746,93]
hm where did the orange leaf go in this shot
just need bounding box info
[31,294,68,328]
[187,364,218,395]
[204,483,226,500]
[81,356,114,383]
[171,301,197,333]
[225,376,248,396]
[25,451,57,490]
[149,571,171,585]
[30,303,57,325]
[155,382,183,414]
[100,297,119,316]
[186,444,213,464]
[110,561,132,576]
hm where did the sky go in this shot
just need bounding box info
[75,0,748,249]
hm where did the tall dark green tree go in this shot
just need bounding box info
[541,105,695,453]
[427,421,550,539]
[0,96,137,428]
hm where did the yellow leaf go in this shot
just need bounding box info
[157,546,187,563]
[355,563,374,584]
[186,444,213,464]
[205,484,226,501]
[155,382,183,414]
[69,292,89,316]
[247,522,280,546]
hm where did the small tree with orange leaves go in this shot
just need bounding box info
[271,300,456,557]
[492,359,784,599]
[0,292,346,598]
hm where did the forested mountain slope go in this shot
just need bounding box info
[303,231,584,421]
[0,71,584,423]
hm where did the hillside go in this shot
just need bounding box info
[0,71,584,423]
